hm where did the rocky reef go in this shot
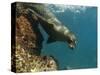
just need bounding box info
[11,3,57,73]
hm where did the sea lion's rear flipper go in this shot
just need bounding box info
[47,36,56,43]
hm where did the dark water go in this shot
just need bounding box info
[40,5,97,70]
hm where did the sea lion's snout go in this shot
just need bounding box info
[69,40,76,49]
[66,32,77,49]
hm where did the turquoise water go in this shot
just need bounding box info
[40,5,97,70]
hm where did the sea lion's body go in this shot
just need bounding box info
[21,3,77,49]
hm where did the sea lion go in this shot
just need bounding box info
[24,3,77,49]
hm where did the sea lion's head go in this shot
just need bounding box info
[66,32,77,49]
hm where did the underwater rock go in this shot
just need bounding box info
[12,2,77,72]
[11,13,57,72]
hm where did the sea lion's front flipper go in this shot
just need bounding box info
[47,36,56,43]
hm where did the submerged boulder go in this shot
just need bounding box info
[11,8,57,72]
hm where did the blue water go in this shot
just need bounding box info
[40,5,97,70]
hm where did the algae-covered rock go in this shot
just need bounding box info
[11,10,57,72]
